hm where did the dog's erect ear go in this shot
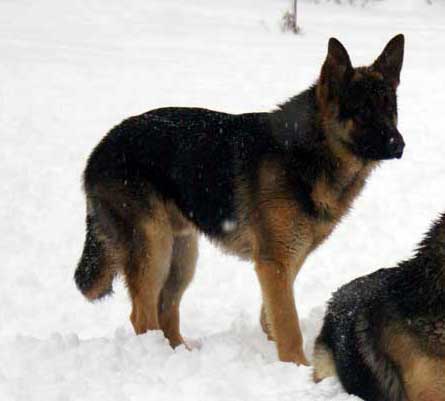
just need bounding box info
[319,38,353,99]
[373,34,404,88]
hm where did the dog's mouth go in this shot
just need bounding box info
[374,147,405,160]
[381,147,404,160]
[394,150,404,159]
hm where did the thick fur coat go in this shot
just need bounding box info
[75,35,405,365]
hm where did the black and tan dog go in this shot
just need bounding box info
[313,213,445,401]
[75,35,405,365]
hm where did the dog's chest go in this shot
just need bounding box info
[311,220,337,249]
[312,163,371,221]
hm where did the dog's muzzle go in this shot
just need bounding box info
[387,134,405,159]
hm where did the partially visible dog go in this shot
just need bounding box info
[313,213,445,401]
[75,35,405,366]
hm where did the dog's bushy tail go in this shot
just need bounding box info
[75,199,120,301]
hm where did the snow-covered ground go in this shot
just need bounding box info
[1,0,445,400]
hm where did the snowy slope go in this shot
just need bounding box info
[1,0,445,400]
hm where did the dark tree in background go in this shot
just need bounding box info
[280,0,436,34]
[281,0,300,33]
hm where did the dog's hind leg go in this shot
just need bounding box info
[159,232,198,348]
[126,208,174,335]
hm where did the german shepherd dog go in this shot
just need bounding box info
[313,213,445,401]
[75,35,405,365]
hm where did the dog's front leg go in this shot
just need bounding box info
[255,255,309,366]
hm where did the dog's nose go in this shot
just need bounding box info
[388,136,405,159]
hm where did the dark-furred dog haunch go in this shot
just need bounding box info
[75,35,405,366]
[313,213,445,400]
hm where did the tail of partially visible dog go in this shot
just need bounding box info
[75,198,123,301]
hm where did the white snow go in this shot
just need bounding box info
[1,0,445,400]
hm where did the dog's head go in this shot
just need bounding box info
[317,34,405,161]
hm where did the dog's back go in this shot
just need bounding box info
[83,107,273,236]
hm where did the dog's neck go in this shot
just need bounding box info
[273,87,376,195]
[273,86,323,150]
[271,87,377,222]
[273,86,368,162]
